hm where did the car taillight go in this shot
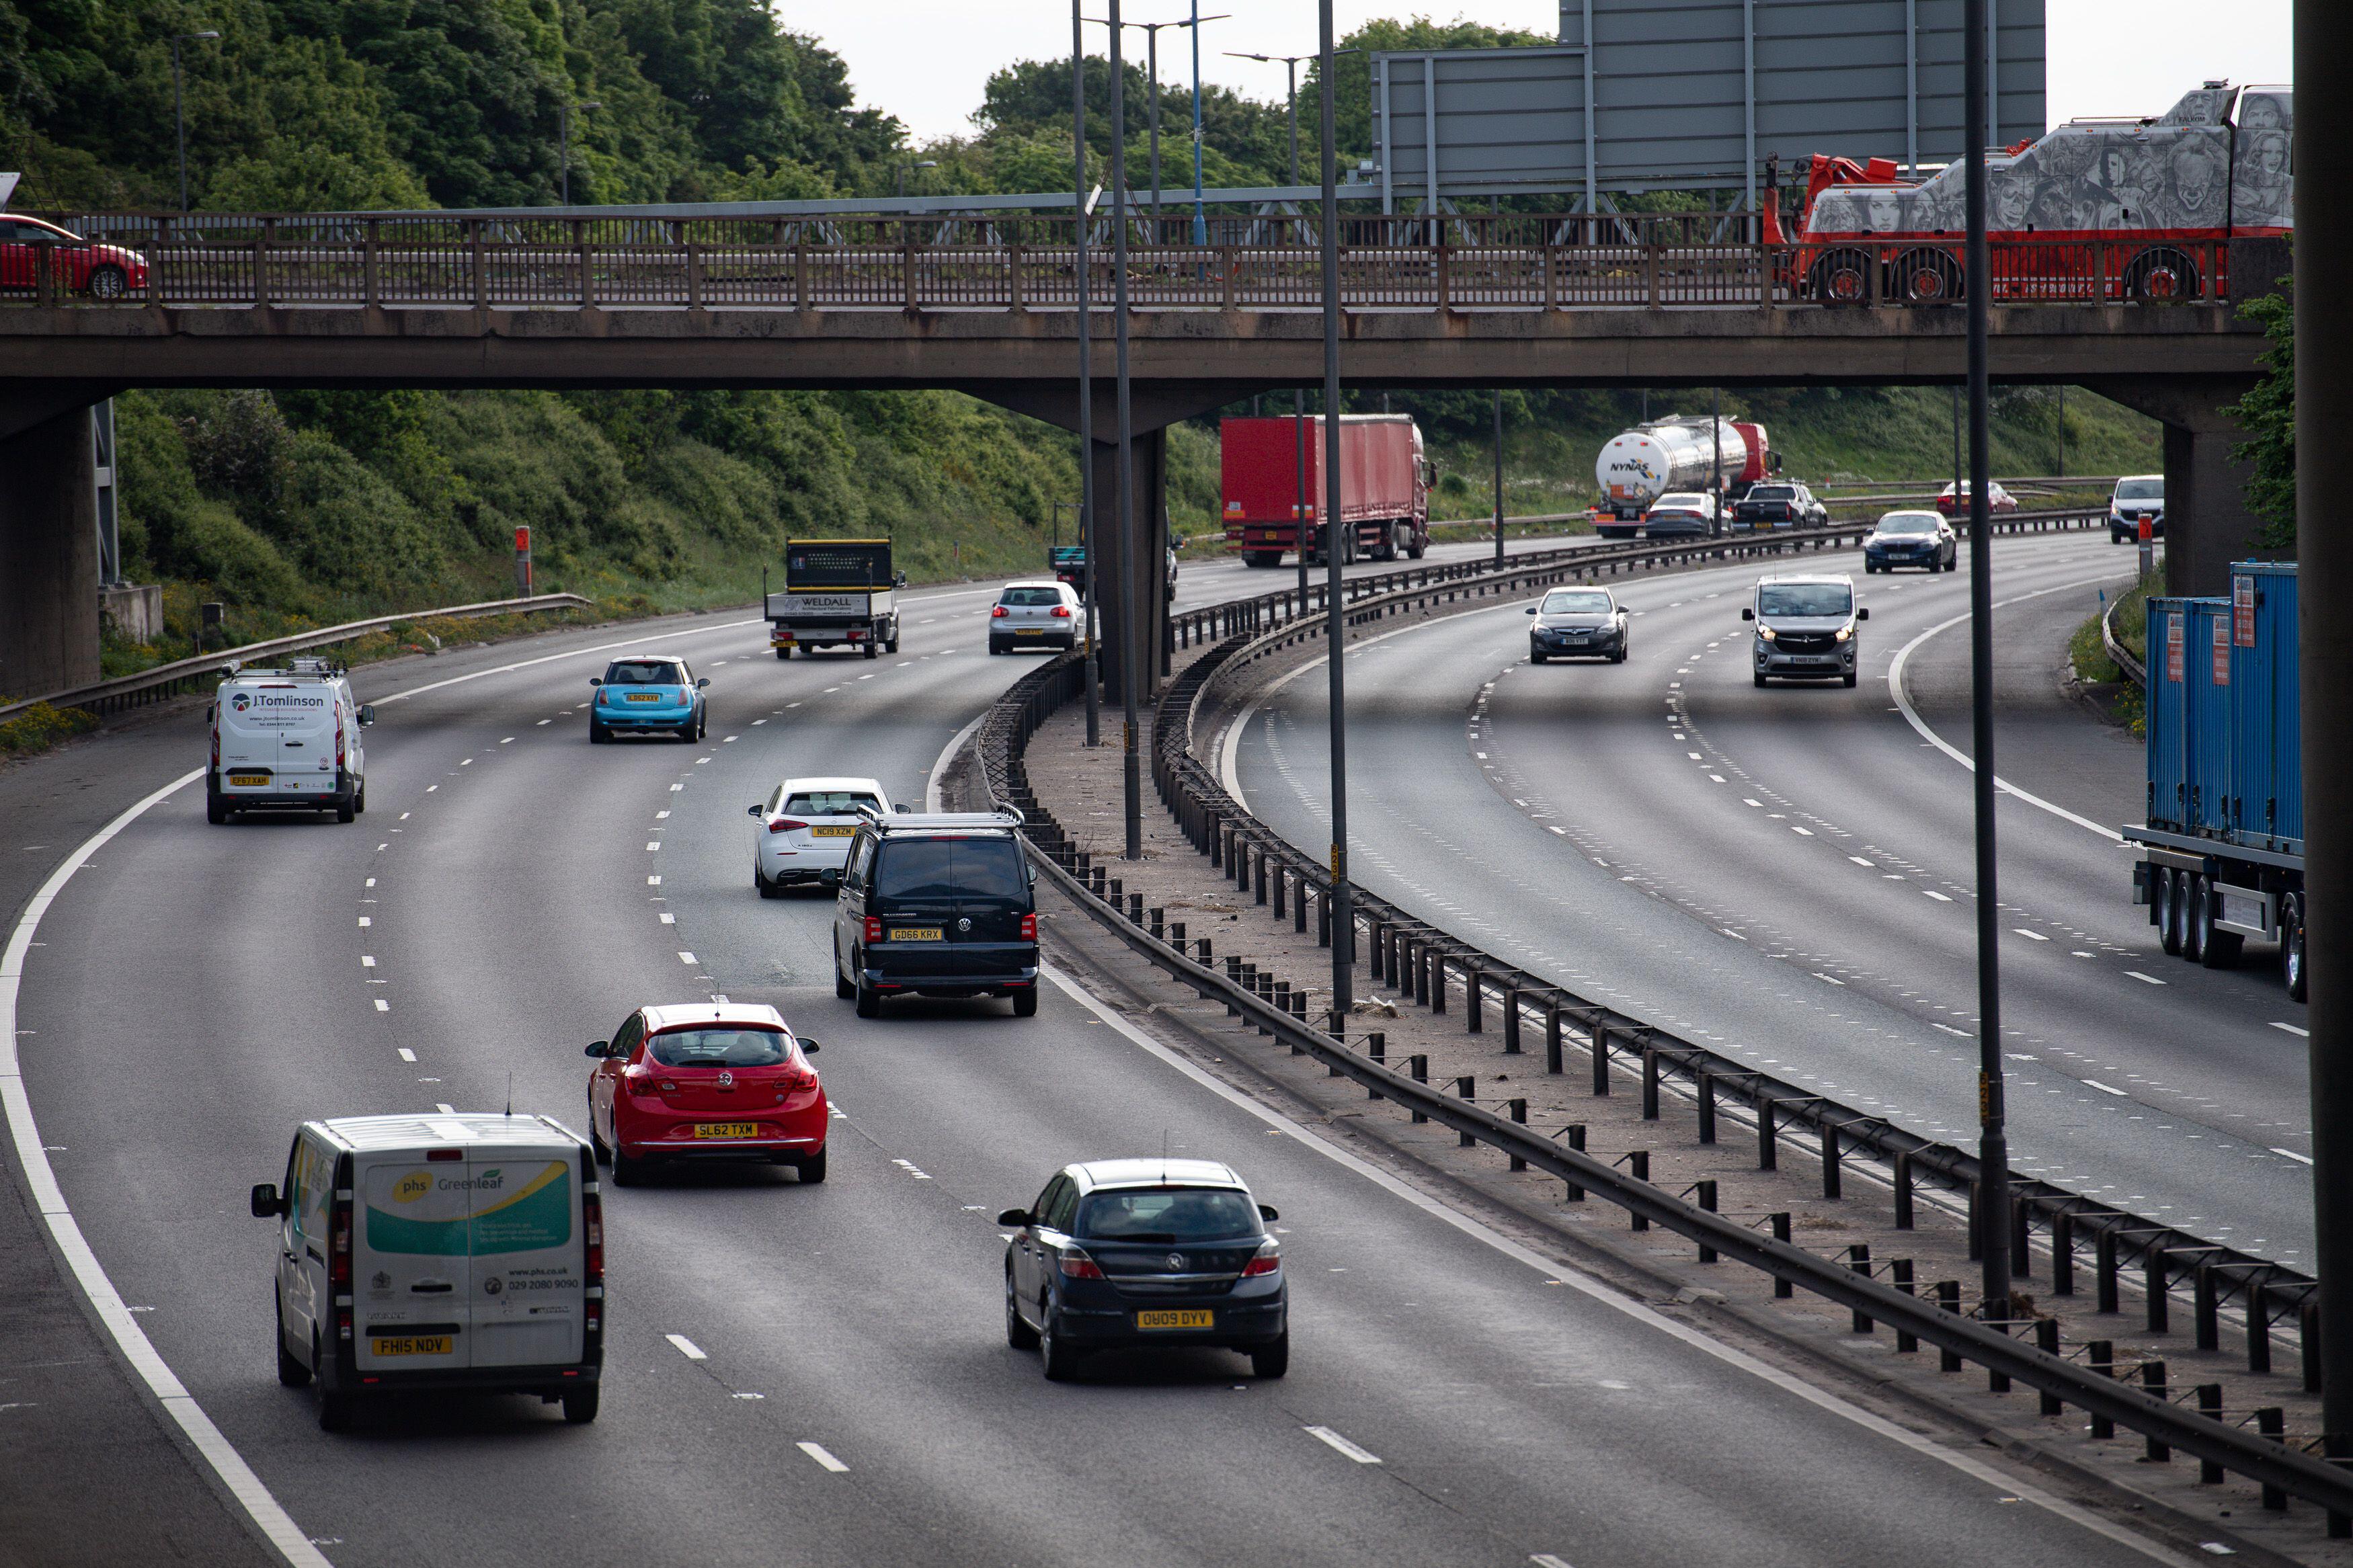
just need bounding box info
[1243,1239,1281,1278]
[1020,912,1037,941]
[337,727,346,766]
[1050,606,1072,618]
[584,1188,604,1283]
[1058,1249,1105,1280]
[768,818,808,834]
[864,916,883,944]
[210,725,219,768]
[991,605,1009,618]
[626,1068,665,1098]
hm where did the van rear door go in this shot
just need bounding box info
[463,1143,586,1369]
[354,1147,473,1372]
[221,682,337,794]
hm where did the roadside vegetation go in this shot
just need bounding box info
[2070,573,2156,735]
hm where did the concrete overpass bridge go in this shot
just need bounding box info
[0,212,2281,696]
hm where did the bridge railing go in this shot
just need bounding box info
[17,212,2243,312]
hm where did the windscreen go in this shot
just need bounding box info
[873,837,1027,903]
[1000,588,1064,607]
[784,790,881,816]
[1076,1187,1263,1242]
[1540,591,1613,615]
[1757,584,1853,618]
[606,661,684,686]
[645,1028,791,1067]
[2116,479,2163,501]
[1876,514,1940,536]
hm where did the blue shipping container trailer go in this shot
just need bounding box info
[2127,562,2305,999]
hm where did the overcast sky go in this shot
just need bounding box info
[777,0,2293,149]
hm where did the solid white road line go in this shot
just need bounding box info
[666,1333,708,1361]
[797,1441,850,1473]
[2273,1148,2315,1166]
[0,768,333,1568]
[1884,574,2132,842]
[926,707,994,814]
[1303,1425,1383,1464]
[1043,964,2198,1566]
[2272,1022,2310,1038]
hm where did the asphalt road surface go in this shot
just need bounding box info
[5,554,2190,1567]
[1230,530,2314,1266]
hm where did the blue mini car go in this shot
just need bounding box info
[589,657,708,743]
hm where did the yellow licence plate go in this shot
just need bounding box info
[1015,628,1044,636]
[229,774,270,786]
[810,825,854,838]
[1136,1309,1213,1331]
[625,692,662,702]
[693,1122,760,1139]
[889,927,943,942]
[371,1335,453,1356]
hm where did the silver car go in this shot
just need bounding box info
[988,580,1082,655]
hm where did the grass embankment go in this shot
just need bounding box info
[2069,572,2156,735]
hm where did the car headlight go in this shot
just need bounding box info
[1756,625,1776,643]
[1835,624,1854,643]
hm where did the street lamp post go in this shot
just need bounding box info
[895,159,939,198]
[1111,0,1142,858]
[171,30,221,213]
[1224,49,1359,188]
[1492,390,1505,569]
[1072,5,1101,749]
[557,99,602,206]
[1090,16,1223,226]
[1318,0,1353,1017]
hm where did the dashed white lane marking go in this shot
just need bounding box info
[1043,964,2180,1564]
[461,759,472,767]
[1849,857,1876,868]
[1813,973,1845,986]
[358,916,371,927]
[2272,1022,2310,1038]
[397,1048,417,1063]
[434,1103,456,1114]
[536,719,551,726]
[1304,1425,1382,1464]
[1530,1555,1575,1568]
[2085,1080,2128,1097]
[1923,891,1954,903]
[646,842,662,852]
[366,878,376,887]
[500,737,514,745]
[360,956,376,968]
[665,1333,708,1362]
[2273,1148,2315,1165]
[647,876,662,886]
[677,952,699,966]
[2014,928,2050,941]
[891,1158,933,1181]
[2126,971,2167,986]
[374,999,390,1012]
[797,1441,850,1473]
[1790,826,1814,837]
[655,810,670,820]
[660,913,676,925]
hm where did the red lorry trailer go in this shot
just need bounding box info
[1222,414,1431,567]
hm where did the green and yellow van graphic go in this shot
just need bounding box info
[364,1161,572,1255]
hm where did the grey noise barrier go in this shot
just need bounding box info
[976,513,2353,1520]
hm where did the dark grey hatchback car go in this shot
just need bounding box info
[1000,1159,1287,1381]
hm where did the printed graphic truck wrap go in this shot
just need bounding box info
[359,1156,582,1370]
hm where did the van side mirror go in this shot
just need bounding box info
[696,677,711,690]
[996,1208,1031,1227]
[1741,607,1755,622]
[1856,607,1870,621]
[586,1040,610,1058]
[251,1183,284,1219]
[1258,1204,1279,1222]
[357,704,376,727]
[588,676,602,687]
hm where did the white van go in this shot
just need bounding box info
[208,657,374,825]
[251,1112,604,1429]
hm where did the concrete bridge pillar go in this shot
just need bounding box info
[0,404,102,699]
[1085,427,1169,702]
[2083,374,2268,596]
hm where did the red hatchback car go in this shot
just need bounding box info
[0,214,149,299]
[584,1003,828,1186]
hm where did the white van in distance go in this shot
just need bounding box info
[252,1112,605,1429]
[208,657,374,824]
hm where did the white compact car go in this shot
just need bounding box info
[750,776,896,896]
[208,657,374,825]
[988,580,1082,655]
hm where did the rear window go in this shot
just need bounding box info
[783,790,881,816]
[873,837,1028,903]
[1077,1187,1263,1242]
[606,661,684,685]
[1747,485,1794,500]
[645,1028,791,1067]
[1000,587,1064,607]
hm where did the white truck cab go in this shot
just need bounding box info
[252,1112,604,1429]
[208,657,372,824]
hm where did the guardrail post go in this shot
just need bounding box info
[1756,1097,1777,1170]
[1365,1032,1385,1100]
[1563,1126,1586,1201]
[1626,1151,1648,1229]
[1696,1072,1716,1143]
[1127,891,1144,925]
[1220,245,1236,311]
[1007,241,1025,311]
[363,219,380,308]
[2303,1297,2323,1393]
[2258,1408,2289,1510]
[1848,1245,1873,1333]
[2197,1384,2227,1483]
[1638,1047,1660,1119]
[1255,849,1269,905]
[2011,1196,2032,1278]
[1408,1055,1428,1121]
[1893,1150,1913,1229]
[2141,1362,2169,1461]
[2089,1342,2116,1437]
[1455,1077,1476,1145]
[2052,1209,2073,1293]
[1464,969,1482,1032]
[1938,1283,1964,1370]
[2097,1227,2120,1313]
[1316,891,1330,947]
[1892,1261,1918,1351]
[1501,989,1522,1055]
[902,233,917,312]
[1544,1005,1564,1075]
[1414,942,1431,1007]
[1695,1180,1718,1262]
[2249,1283,2272,1373]
[2037,1319,2065,1415]
[1508,1100,1527,1170]
[1822,1122,1842,1198]
[1645,242,1661,310]
[2195,1266,2220,1351]
[2147,1247,2170,1333]
[1771,1215,1794,1298]
[1168,920,1185,950]
[1295,878,1309,934]
[686,239,704,311]
[1431,952,1447,1015]
[1148,907,1164,941]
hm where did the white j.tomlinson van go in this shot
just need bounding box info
[208,657,374,825]
[251,1113,605,1429]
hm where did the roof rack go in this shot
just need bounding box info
[859,807,1025,832]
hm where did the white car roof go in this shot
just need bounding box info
[2117,474,2163,485]
[1001,579,1072,591]
[777,776,887,796]
[313,1112,584,1151]
[642,1001,792,1034]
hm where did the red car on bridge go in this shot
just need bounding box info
[0,214,149,300]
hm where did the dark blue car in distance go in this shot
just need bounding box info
[1001,1159,1287,1381]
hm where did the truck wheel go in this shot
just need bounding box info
[776,647,791,660]
[863,641,878,660]
[354,781,366,815]
[2156,869,2183,954]
[2199,884,2242,968]
[561,1387,600,1424]
[854,958,881,1018]
[336,798,356,824]
[208,792,230,825]
[1406,534,1425,560]
[1012,988,1039,1018]
[2284,893,2309,1003]
[834,936,856,998]
[887,636,900,654]
[276,1298,311,1387]
[2182,875,2208,962]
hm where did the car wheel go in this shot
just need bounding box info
[336,797,356,823]
[797,1147,828,1184]
[854,968,881,1018]
[610,1143,643,1187]
[1753,672,1768,688]
[1006,1270,1041,1350]
[86,264,128,301]
[756,865,780,899]
[1842,671,1858,688]
[2199,881,2243,968]
[1610,649,1627,664]
[208,793,230,825]
[1039,1311,1080,1381]
[2284,892,2309,1002]
[1530,649,1548,665]
[1012,988,1039,1019]
[834,936,857,999]
[2156,868,2183,956]
[988,640,1006,656]
[276,1297,311,1387]
[1249,1331,1289,1379]
[590,722,610,745]
[313,1336,353,1431]
[561,1386,600,1423]
[2183,874,2208,962]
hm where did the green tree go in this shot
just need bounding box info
[2226,288,2295,551]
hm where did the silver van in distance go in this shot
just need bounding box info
[1743,575,1868,688]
